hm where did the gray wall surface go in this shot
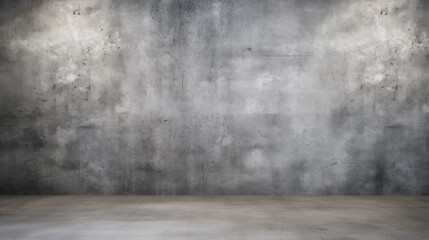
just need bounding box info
[0,0,428,195]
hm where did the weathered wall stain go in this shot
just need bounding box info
[0,0,428,194]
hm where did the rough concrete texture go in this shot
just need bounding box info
[1,196,429,239]
[0,0,428,194]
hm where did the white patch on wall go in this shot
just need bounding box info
[245,149,265,168]
[221,136,232,146]
[422,104,429,113]
[65,73,78,83]
[367,73,385,84]
[56,64,78,84]
[244,98,264,114]
[255,72,274,91]
[212,2,222,27]
[7,0,122,90]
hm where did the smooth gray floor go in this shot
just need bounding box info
[0,196,428,240]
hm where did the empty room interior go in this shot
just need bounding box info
[0,0,428,239]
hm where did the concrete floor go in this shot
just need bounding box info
[0,196,428,240]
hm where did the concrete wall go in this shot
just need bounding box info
[0,0,428,195]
